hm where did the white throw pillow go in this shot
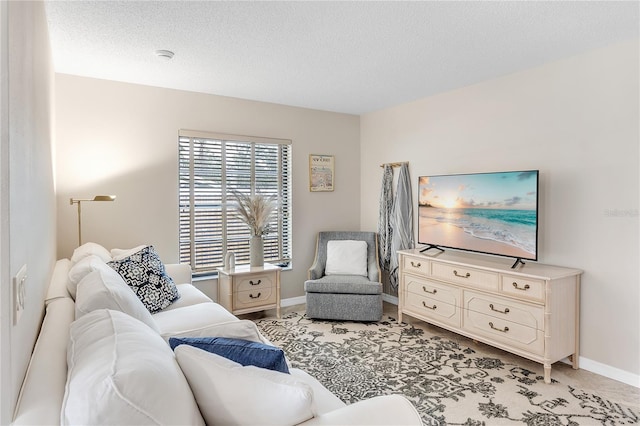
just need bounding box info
[75,268,159,333]
[67,255,112,299]
[62,309,204,426]
[70,242,112,265]
[110,244,148,261]
[175,345,315,425]
[325,240,368,276]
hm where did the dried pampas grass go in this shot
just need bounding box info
[232,191,276,237]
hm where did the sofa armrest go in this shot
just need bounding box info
[298,395,422,425]
[165,263,193,285]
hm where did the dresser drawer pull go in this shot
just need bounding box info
[453,270,470,278]
[512,282,530,291]
[422,286,437,294]
[410,261,421,268]
[249,292,262,299]
[489,304,510,314]
[249,279,262,286]
[422,301,437,310]
[489,322,509,333]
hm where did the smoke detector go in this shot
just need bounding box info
[155,50,174,60]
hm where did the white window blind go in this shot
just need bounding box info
[179,130,292,274]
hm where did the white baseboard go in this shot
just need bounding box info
[284,295,639,388]
[579,356,640,388]
[281,295,306,308]
[382,294,398,305]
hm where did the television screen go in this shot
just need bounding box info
[418,170,539,261]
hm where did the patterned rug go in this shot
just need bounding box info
[254,311,639,425]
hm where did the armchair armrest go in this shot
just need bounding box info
[165,263,192,285]
[308,260,324,280]
[298,395,422,425]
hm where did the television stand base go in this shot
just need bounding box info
[420,244,445,254]
[511,258,525,269]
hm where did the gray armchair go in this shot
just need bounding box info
[304,231,383,321]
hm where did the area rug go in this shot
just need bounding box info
[254,312,639,425]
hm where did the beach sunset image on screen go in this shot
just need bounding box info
[418,170,538,260]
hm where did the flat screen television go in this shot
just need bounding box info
[418,170,539,267]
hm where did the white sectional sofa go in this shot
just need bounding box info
[13,245,422,425]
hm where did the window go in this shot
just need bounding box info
[179,130,292,275]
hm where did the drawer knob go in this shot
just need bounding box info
[410,261,421,268]
[250,279,262,286]
[489,304,510,314]
[249,292,262,299]
[422,301,437,310]
[422,286,437,295]
[512,282,530,291]
[489,322,509,333]
[453,270,470,278]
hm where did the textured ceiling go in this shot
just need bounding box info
[45,1,639,115]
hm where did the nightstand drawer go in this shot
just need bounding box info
[234,287,276,310]
[432,263,498,290]
[236,274,275,292]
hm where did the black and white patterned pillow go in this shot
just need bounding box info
[107,245,180,313]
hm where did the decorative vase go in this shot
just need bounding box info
[250,235,264,267]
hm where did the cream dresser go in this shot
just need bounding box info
[217,263,281,318]
[398,249,582,383]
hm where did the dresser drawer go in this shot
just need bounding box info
[405,292,460,328]
[236,273,275,292]
[406,277,460,307]
[462,309,544,356]
[403,256,429,276]
[432,263,498,290]
[500,275,545,302]
[464,290,544,331]
[234,287,276,310]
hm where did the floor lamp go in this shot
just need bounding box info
[70,195,116,246]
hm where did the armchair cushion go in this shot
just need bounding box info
[325,240,368,276]
[305,275,382,295]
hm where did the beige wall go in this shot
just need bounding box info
[55,75,361,300]
[0,1,56,422]
[360,40,639,382]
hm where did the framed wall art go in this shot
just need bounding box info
[309,154,334,192]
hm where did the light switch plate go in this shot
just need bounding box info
[13,264,27,325]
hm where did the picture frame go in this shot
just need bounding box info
[309,154,334,192]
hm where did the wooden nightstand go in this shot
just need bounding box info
[217,263,281,318]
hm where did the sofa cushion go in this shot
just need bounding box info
[153,302,237,340]
[169,336,289,373]
[67,254,113,299]
[70,242,112,265]
[175,345,314,425]
[159,283,211,312]
[75,268,159,333]
[325,240,368,276]
[62,309,204,426]
[107,245,180,312]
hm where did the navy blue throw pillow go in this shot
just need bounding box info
[169,336,289,374]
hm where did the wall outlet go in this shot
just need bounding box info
[13,264,27,325]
